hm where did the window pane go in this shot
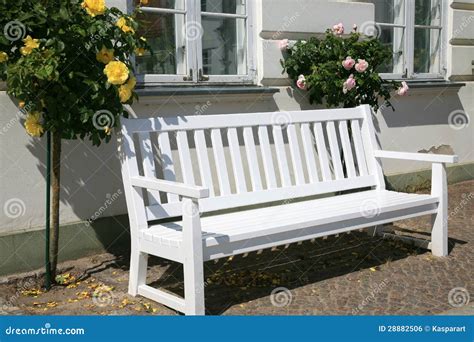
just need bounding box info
[135,0,184,10]
[364,0,405,25]
[377,26,405,74]
[201,0,246,15]
[414,28,441,74]
[415,0,441,26]
[136,13,186,75]
[201,17,247,75]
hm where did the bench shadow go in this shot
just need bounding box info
[143,227,465,315]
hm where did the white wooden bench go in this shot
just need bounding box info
[119,104,458,315]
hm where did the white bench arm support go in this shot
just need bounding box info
[130,176,210,199]
[373,150,458,164]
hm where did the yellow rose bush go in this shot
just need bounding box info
[1,0,150,143]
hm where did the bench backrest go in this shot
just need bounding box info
[120,104,384,222]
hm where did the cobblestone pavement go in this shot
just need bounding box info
[1,181,472,316]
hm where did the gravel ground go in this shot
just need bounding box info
[1,181,472,316]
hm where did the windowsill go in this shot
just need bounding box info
[386,79,466,90]
[136,85,280,97]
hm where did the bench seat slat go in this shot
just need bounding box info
[145,191,438,251]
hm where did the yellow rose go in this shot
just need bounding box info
[18,101,26,108]
[96,46,115,64]
[140,0,149,5]
[25,112,44,137]
[0,52,8,63]
[104,126,112,136]
[116,17,135,34]
[104,61,129,85]
[135,47,146,56]
[118,85,132,103]
[81,0,106,17]
[20,36,40,56]
[126,76,137,90]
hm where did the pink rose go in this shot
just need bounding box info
[343,74,356,94]
[332,23,344,36]
[396,81,409,96]
[296,75,307,90]
[355,59,369,73]
[342,56,356,70]
[279,39,289,51]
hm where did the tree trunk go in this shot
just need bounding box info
[50,131,61,280]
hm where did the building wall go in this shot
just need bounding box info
[0,1,472,271]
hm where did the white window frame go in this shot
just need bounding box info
[376,0,448,80]
[135,0,256,85]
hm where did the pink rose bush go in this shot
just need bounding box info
[279,39,289,51]
[355,59,369,73]
[282,22,407,110]
[332,23,344,36]
[342,57,356,70]
[397,81,409,96]
[343,74,356,93]
[296,75,307,90]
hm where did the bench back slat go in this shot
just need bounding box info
[120,105,379,221]
[158,132,179,202]
[339,121,357,178]
[243,127,264,191]
[138,132,161,206]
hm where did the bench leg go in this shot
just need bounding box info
[431,163,448,257]
[183,198,205,315]
[129,246,148,296]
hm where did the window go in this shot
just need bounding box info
[366,0,446,79]
[134,0,255,84]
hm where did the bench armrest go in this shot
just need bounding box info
[373,150,458,164]
[130,176,210,199]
